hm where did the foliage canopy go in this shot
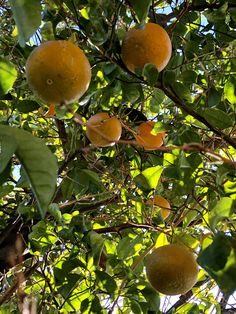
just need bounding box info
[0,0,236,313]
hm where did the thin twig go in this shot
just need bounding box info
[0,261,41,306]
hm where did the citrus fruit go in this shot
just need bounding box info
[146,244,199,295]
[86,112,122,147]
[121,23,172,73]
[135,121,165,150]
[25,40,91,105]
[148,195,171,220]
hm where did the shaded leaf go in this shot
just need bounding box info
[0,125,57,217]
[149,88,165,113]
[95,270,117,294]
[204,108,234,129]
[197,232,236,294]
[172,82,192,102]
[143,63,159,86]
[128,0,152,24]
[0,161,11,185]
[0,133,16,173]
[85,231,104,266]
[0,184,14,197]
[15,100,40,113]
[9,0,41,46]
[208,87,222,107]
[179,70,198,84]
[141,286,160,310]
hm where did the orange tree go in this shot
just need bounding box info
[0,0,236,312]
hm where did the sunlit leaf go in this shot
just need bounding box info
[209,197,235,228]
[0,58,17,96]
[224,79,236,105]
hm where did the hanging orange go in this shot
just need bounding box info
[26,40,91,105]
[121,23,172,73]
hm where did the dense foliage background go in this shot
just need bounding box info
[0,0,236,313]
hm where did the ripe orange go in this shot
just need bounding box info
[135,121,165,150]
[148,195,171,220]
[86,112,122,147]
[121,23,172,73]
[26,40,91,105]
[146,244,199,295]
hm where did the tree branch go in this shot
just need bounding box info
[162,85,236,149]
[94,221,170,235]
[188,2,236,11]
[0,261,41,306]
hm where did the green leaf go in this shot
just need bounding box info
[0,133,16,173]
[0,162,11,185]
[48,203,62,223]
[149,88,165,113]
[73,169,104,196]
[134,166,163,192]
[90,295,103,313]
[130,300,142,314]
[197,232,236,294]
[0,184,14,197]
[29,221,57,253]
[9,0,41,46]
[121,82,141,103]
[179,129,201,144]
[15,100,40,113]
[59,273,82,299]
[204,3,228,23]
[0,58,17,96]
[143,166,163,190]
[208,88,222,107]
[95,270,117,294]
[85,231,104,266]
[0,125,57,217]
[179,70,198,84]
[117,235,143,259]
[128,0,152,24]
[134,173,151,192]
[224,79,236,105]
[209,197,235,228]
[179,152,191,168]
[143,63,159,86]
[172,82,192,102]
[141,286,160,310]
[204,108,234,129]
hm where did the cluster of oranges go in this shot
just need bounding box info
[25,23,199,296]
[25,23,170,151]
[86,112,166,150]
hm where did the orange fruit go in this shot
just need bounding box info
[146,244,199,295]
[26,40,91,105]
[121,23,172,73]
[135,121,165,150]
[86,112,122,147]
[148,195,171,220]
